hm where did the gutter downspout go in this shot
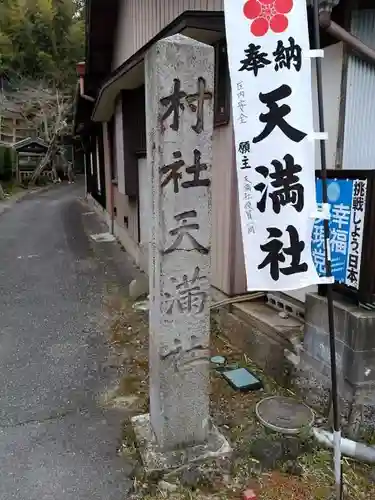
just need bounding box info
[79,77,95,103]
[110,176,115,236]
[76,62,95,199]
[106,123,115,236]
[319,11,375,65]
[76,62,95,102]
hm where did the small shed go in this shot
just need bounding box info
[13,137,50,182]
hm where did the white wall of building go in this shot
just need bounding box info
[285,42,344,304]
[138,157,150,273]
[114,97,125,194]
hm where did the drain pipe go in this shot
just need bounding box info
[284,346,375,463]
[75,62,95,199]
[319,11,375,65]
[313,427,375,464]
[76,62,95,102]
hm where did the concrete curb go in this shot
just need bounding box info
[0,184,58,217]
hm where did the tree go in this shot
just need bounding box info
[0,81,72,182]
[28,87,72,183]
[0,0,84,87]
[0,79,73,183]
[0,0,84,185]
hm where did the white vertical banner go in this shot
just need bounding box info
[224,0,322,291]
[345,179,367,289]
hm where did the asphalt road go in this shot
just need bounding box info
[0,184,138,500]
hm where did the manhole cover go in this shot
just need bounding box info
[256,396,314,434]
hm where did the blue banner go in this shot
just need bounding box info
[311,178,367,289]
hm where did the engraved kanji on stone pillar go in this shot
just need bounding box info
[146,34,214,450]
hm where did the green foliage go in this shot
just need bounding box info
[0,0,85,88]
[0,145,15,181]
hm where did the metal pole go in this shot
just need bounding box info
[312,2,342,499]
[228,126,238,312]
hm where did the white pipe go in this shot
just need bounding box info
[313,427,375,463]
[333,430,342,494]
[210,292,265,310]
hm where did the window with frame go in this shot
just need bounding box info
[121,88,145,199]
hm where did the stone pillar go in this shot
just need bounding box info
[132,35,230,472]
[146,34,213,449]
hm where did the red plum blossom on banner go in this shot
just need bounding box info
[243,0,294,37]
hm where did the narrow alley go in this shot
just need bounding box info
[0,184,136,500]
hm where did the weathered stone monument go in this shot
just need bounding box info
[131,34,230,471]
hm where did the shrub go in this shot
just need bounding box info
[0,146,15,182]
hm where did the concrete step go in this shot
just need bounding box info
[233,301,303,345]
[215,300,304,382]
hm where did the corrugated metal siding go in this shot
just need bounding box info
[311,43,343,170]
[343,10,375,170]
[113,0,224,69]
